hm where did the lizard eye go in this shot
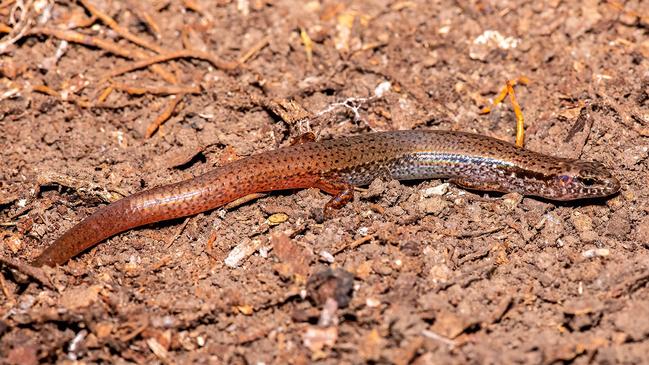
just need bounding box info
[581,177,596,186]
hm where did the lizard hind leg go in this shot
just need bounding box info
[313,177,355,218]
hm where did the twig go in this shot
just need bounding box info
[30,26,134,58]
[299,28,313,67]
[224,238,263,268]
[119,320,149,342]
[165,217,190,249]
[146,94,183,137]
[421,329,457,348]
[36,170,127,202]
[68,14,97,29]
[448,226,505,239]
[481,77,529,147]
[78,0,163,53]
[32,84,92,108]
[507,81,525,147]
[29,27,177,84]
[238,36,270,64]
[127,0,161,38]
[111,82,200,96]
[333,234,376,255]
[0,255,54,289]
[182,0,209,18]
[96,85,113,102]
[104,49,239,80]
[224,193,267,210]
[0,0,34,54]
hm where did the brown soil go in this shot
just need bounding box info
[1,1,648,364]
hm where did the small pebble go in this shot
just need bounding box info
[374,81,391,97]
[422,183,449,197]
[357,227,369,236]
[267,213,288,225]
[582,248,610,258]
[366,298,381,308]
[319,250,335,263]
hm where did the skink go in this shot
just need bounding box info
[33,130,620,266]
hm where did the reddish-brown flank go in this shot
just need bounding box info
[32,130,620,266]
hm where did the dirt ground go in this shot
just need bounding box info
[1,0,648,364]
